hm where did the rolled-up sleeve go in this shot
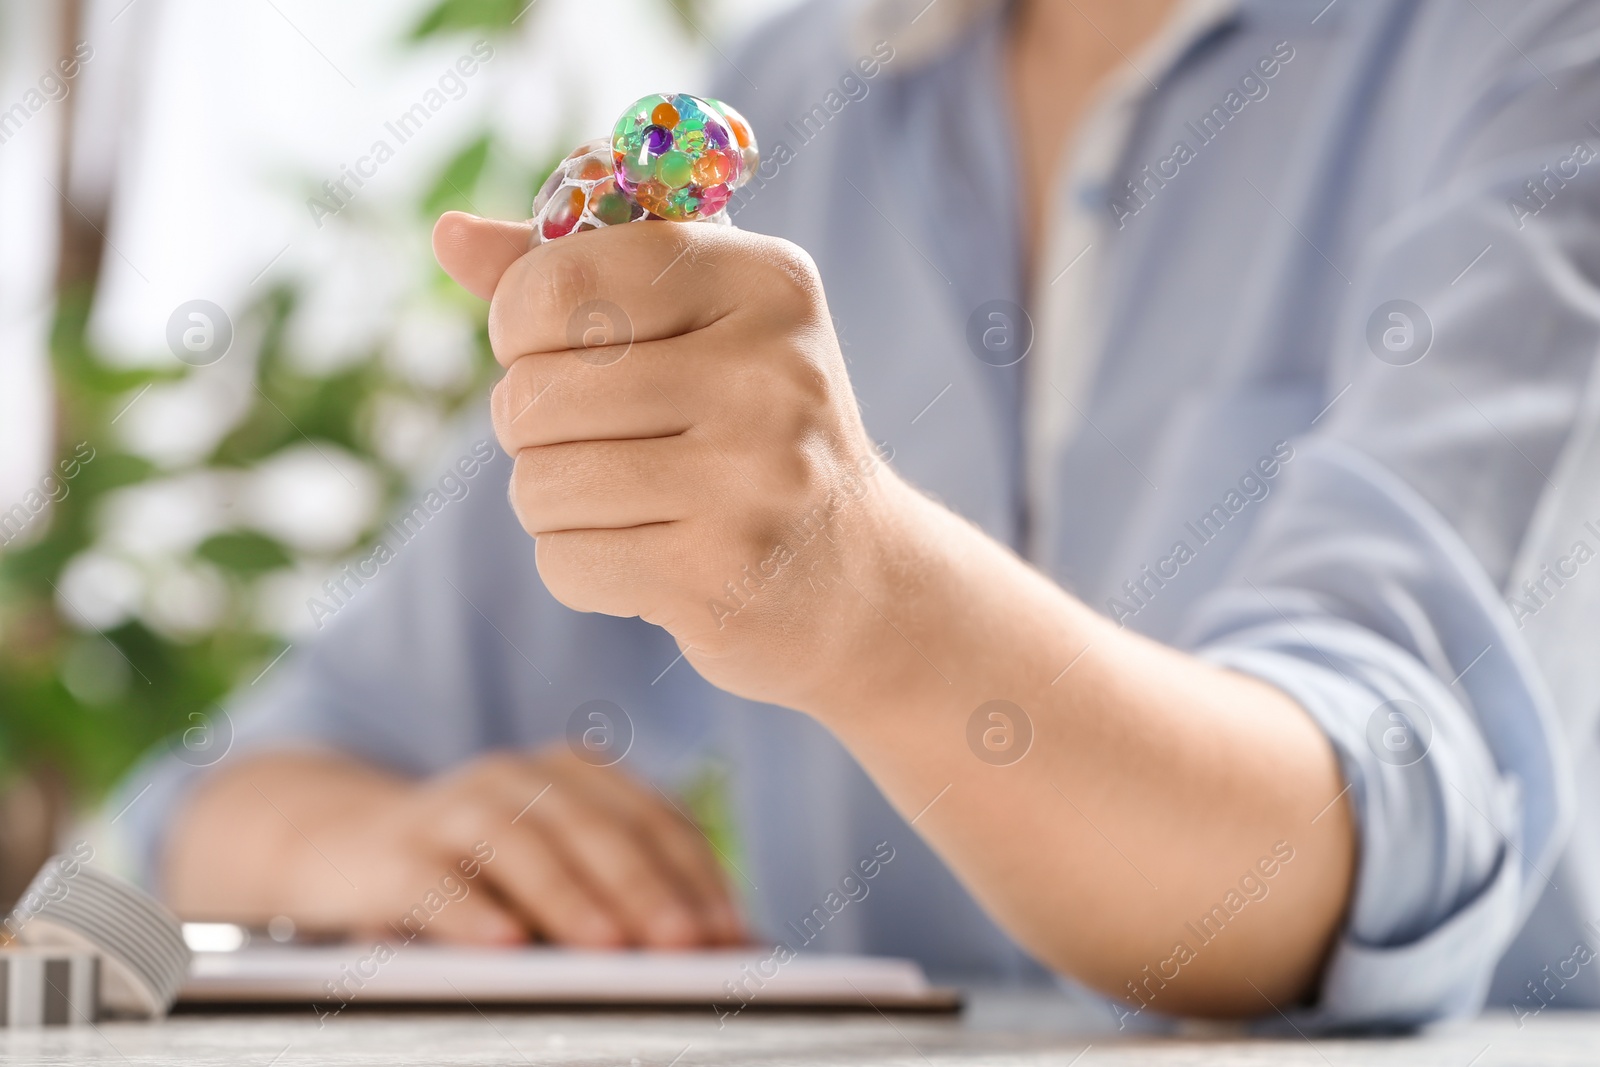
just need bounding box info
[1178,7,1600,1028]
[1187,441,1567,1026]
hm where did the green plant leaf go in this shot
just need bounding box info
[196,532,294,576]
[664,0,709,36]
[408,0,530,40]
[421,134,494,217]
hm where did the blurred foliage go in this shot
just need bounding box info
[409,0,709,39]
[408,0,533,39]
[421,134,494,217]
[0,5,685,803]
[680,760,746,886]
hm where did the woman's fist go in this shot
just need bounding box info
[434,214,908,707]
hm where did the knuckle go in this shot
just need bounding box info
[508,453,547,538]
[488,250,602,361]
[612,856,669,899]
[779,355,834,412]
[486,301,511,363]
[515,849,567,897]
[512,447,551,495]
[500,359,548,427]
[514,446,598,529]
[428,794,500,846]
[524,783,582,825]
[773,236,820,279]
[538,250,602,320]
[458,796,502,833]
[759,237,824,317]
[470,751,523,784]
[485,260,534,362]
[534,532,599,612]
[768,447,820,499]
[489,377,513,444]
[638,809,700,858]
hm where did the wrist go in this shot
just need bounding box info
[795,476,1115,737]
[788,471,961,720]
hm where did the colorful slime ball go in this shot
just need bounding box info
[530,96,759,243]
[611,93,744,222]
[532,138,645,244]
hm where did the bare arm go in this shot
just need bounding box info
[435,213,1354,1016]
[798,481,1352,1015]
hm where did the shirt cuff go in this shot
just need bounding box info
[1202,634,1525,1030]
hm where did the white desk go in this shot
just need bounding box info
[0,990,1592,1065]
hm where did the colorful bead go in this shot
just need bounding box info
[642,125,673,158]
[697,183,732,216]
[706,99,760,189]
[651,101,679,128]
[656,151,693,189]
[620,152,653,187]
[635,179,671,217]
[710,99,755,149]
[541,202,579,240]
[530,138,615,244]
[589,178,640,227]
[692,151,730,188]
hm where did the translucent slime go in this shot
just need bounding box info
[532,93,759,245]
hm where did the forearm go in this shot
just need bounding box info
[165,750,408,928]
[804,475,1355,1015]
[432,213,1354,1010]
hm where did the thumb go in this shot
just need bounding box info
[432,211,535,302]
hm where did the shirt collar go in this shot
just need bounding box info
[851,0,1244,78]
[850,0,1008,71]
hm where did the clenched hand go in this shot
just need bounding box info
[433,213,918,709]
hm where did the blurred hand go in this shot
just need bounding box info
[168,747,744,949]
[433,214,916,709]
[353,748,742,947]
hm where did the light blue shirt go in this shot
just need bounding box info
[117,0,1600,1031]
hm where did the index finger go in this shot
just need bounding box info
[488,222,763,369]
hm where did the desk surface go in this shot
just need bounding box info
[0,991,1593,1066]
